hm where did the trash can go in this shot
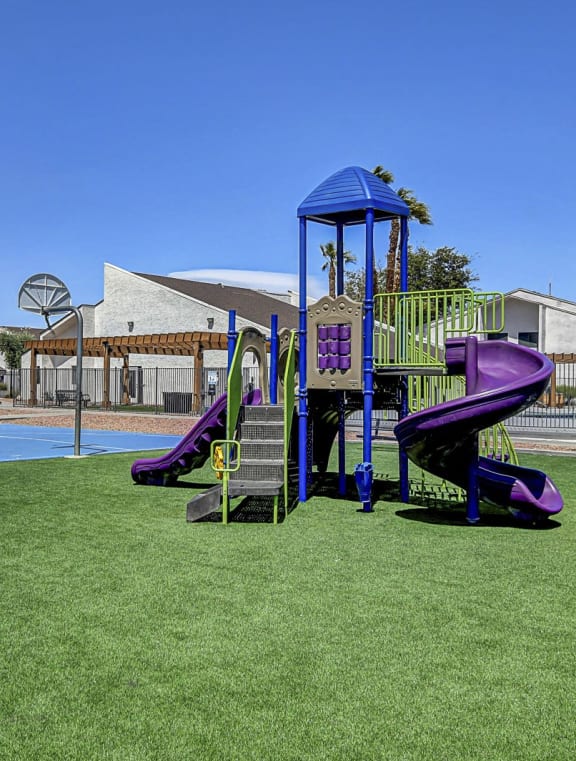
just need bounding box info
[163,392,193,414]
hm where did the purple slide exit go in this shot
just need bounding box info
[131,389,262,486]
[394,337,563,521]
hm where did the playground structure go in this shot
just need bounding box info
[132,166,564,524]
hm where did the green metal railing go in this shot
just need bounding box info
[210,440,241,525]
[283,330,297,510]
[374,289,505,368]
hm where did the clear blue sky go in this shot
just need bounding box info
[1,0,574,327]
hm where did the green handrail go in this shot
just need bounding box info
[283,330,297,509]
[226,331,246,442]
[210,439,241,525]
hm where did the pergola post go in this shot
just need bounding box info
[102,342,111,409]
[194,343,203,413]
[122,354,130,405]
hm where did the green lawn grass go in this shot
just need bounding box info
[1,445,575,760]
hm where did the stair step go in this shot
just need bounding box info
[228,480,283,496]
[243,405,284,422]
[241,441,284,459]
[232,462,284,481]
[240,422,283,440]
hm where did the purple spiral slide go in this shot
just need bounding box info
[394,337,563,520]
[131,389,262,486]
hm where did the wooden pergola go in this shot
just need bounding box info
[24,331,228,408]
[545,353,576,407]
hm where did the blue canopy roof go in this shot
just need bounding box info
[297,165,410,226]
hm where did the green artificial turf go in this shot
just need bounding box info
[1,445,575,760]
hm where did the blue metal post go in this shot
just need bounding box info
[361,209,375,511]
[336,222,345,296]
[337,391,346,496]
[270,314,278,404]
[400,216,408,291]
[467,436,481,524]
[336,222,346,496]
[464,335,480,523]
[398,216,410,502]
[227,310,237,373]
[298,216,309,502]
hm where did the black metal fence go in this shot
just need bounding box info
[9,361,576,430]
[11,366,260,415]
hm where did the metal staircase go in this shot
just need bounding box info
[229,404,284,500]
[186,403,287,524]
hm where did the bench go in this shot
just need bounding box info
[55,389,90,408]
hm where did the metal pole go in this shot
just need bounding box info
[361,209,375,512]
[336,221,346,496]
[72,307,84,456]
[42,305,84,457]
[227,310,237,373]
[465,336,480,523]
[298,216,308,502]
[270,314,278,404]
[336,223,344,296]
[399,216,410,502]
[363,211,375,459]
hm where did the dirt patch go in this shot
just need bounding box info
[0,404,197,436]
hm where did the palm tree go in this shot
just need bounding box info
[393,187,432,291]
[320,241,356,298]
[371,166,432,293]
[372,165,395,293]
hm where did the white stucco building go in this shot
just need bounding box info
[20,264,299,409]
[482,289,576,353]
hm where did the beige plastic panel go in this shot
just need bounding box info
[239,327,269,403]
[306,295,363,390]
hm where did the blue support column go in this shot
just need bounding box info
[398,216,410,502]
[400,217,408,292]
[467,435,481,524]
[360,209,375,511]
[298,216,309,502]
[336,223,344,296]
[464,336,480,523]
[336,221,346,496]
[227,310,237,373]
[269,314,278,404]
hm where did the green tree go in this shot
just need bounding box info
[345,246,477,303]
[345,265,386,302]
[372,166,433,293]
[320,241,356,298]
[408,246,478,292]
[0,331,33,369]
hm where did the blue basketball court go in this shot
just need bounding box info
[0,424,181,463]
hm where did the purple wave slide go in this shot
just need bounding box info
[131,388,262,486]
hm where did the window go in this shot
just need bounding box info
[518,332,538,349]
[487,332,508,341]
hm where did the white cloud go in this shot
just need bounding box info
[168,268,325,299]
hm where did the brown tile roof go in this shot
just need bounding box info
[134,272,299,331]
